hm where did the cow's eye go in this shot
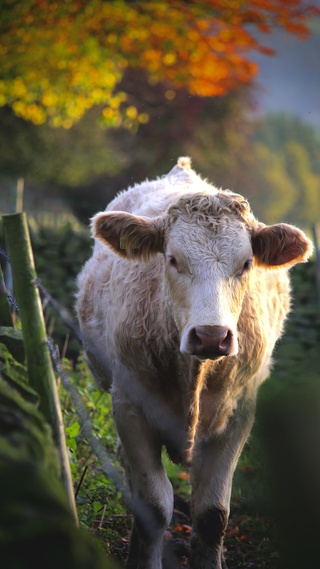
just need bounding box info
[241,258,253,274]
[236,258,253,278]
[169,256,178,267]
[167,255,180,271]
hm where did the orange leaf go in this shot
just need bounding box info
[173,524,192,534]
[177,471,190,481]
[226,526,239,537]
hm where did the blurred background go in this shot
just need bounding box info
[1,2,320,568]
[0,0,320,228]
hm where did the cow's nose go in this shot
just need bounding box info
[187,325,236,359]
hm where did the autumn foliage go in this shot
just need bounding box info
[0,0,318,128]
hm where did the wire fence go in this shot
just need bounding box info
[1,246,184,568]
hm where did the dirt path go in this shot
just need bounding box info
[108,494,276,569]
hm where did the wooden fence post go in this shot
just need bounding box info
[3,212,78,524]
[16,177,24,212]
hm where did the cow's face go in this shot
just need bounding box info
[163,215,253,359]
[92,192,312,361]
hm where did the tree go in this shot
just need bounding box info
[245,113,320,226]
[0,0,318,128]
[0,76,253,221]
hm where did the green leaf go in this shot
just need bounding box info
[66,421,81,438]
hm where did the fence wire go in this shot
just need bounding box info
[1,247,184,568]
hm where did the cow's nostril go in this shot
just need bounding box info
[219,329,233,354]
[188,327,202,350]
[187,325,235,359]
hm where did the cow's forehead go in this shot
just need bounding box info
[166,191,255,227]
[166,216,252,265]
[164,191,255,264]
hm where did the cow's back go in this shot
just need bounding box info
[105,158,217,217]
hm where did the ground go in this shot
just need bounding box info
[91,491,277,569]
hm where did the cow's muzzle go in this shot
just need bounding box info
[184,325,237,359]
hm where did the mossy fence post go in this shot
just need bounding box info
[3,212,78,523]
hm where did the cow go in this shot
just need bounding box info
[76,157,312,569]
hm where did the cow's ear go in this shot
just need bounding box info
[252,223,313,269]
[91,211,165,260]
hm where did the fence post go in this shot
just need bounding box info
[16,177,24,212]
[3,212,78,524]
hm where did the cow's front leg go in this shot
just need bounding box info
[113,398,173,569]
[190,397,256,569]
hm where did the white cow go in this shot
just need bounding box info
[76,157,312,569]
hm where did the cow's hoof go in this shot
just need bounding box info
[190,532,226,569]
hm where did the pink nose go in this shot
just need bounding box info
[187,325,235,359]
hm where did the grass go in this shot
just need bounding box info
[60,353,280,568]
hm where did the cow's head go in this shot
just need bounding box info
[92,192,312,361]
